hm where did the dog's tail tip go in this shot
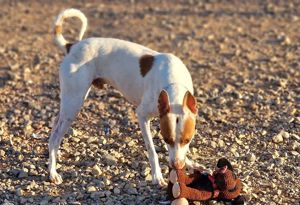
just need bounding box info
[53,8,88,53]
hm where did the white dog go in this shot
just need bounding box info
[49,8,198,186]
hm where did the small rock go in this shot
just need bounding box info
[291,134,300,140]
[261,130,267,136]
[0,150,5,157]
[145,174,152,181]
[91,191,105,199]
[217,139,225,147]
[87,136,98,144]
[127,187,138,195]
[141,167,151,177]
[291,151,299,156]
[39,198,49,205]
[2,200,14,205]
[103,154,117,166]
[91,164,102,176]
[272,131,284,143]
[18,170,28,179]
[273,150,280,158]
[281,130,290,139]
[210,141,217,149]
[113,187,121,194]
[246,153,256,162]
[16,188,23,196]
[291,141,300,151]
[87,186,97,193]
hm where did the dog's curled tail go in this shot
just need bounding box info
[53,8,87,53]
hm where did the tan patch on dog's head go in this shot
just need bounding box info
[54,25,62,35]
[180,116,195,146]
[140,54,154,77]
[160,114,175,146]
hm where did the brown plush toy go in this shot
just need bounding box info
[167,158,245,205]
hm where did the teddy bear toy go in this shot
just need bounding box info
[167,158,245,205]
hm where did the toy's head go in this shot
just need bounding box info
[213,158,237,191]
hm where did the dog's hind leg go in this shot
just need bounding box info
[48,72,91,185]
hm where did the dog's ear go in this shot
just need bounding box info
[158,90,170,117]
[182,91,197,114]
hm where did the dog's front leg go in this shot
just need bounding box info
[137,107,167,187]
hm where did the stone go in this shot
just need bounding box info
[273,132,284,143]
[0,150,5,157]
[141,167,151,177]
[87,186,97,193]
[217,139,225,147]
[18,170,28,179]
[103,155,117,166]
[91,164,102,176]
[210,141,217,149]
[16,188,23,196]
[113,187,121,194]
[246,153,256,162]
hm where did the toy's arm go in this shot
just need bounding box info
[219,178,242,199]
[176,182,215,201]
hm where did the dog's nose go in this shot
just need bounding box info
[173,160,185,169]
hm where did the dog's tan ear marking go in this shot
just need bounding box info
[140,54,154,77]
[54,25,62,35]
[182,91,197,114]
[65,43,73,53]
[158,90,170,117]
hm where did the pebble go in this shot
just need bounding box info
[2,200,14,205]
[142,167,151,177]
[113,187,121,194]
[210,141,217,149]
[87,186,97,193]
[91,191,106,199]
[91,164,102,176]
[103,155,117,166]
[18,170,28,179]
[272,132,284,143]
[0,150,5,157]
[246,153,256,162]
[217,139,225,147]
[127,187,138,195]
[16,188,23,196]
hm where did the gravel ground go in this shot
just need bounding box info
[0,0,299,205]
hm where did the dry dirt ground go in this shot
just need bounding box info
[0,0,299,205]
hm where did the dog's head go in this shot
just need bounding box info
[158,89,197,169]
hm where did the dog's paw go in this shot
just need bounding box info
[172,182,181,198]
[50,172,63,185]
[169,169,178,184]
[152,174,167,187]
[185,158,208,173]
